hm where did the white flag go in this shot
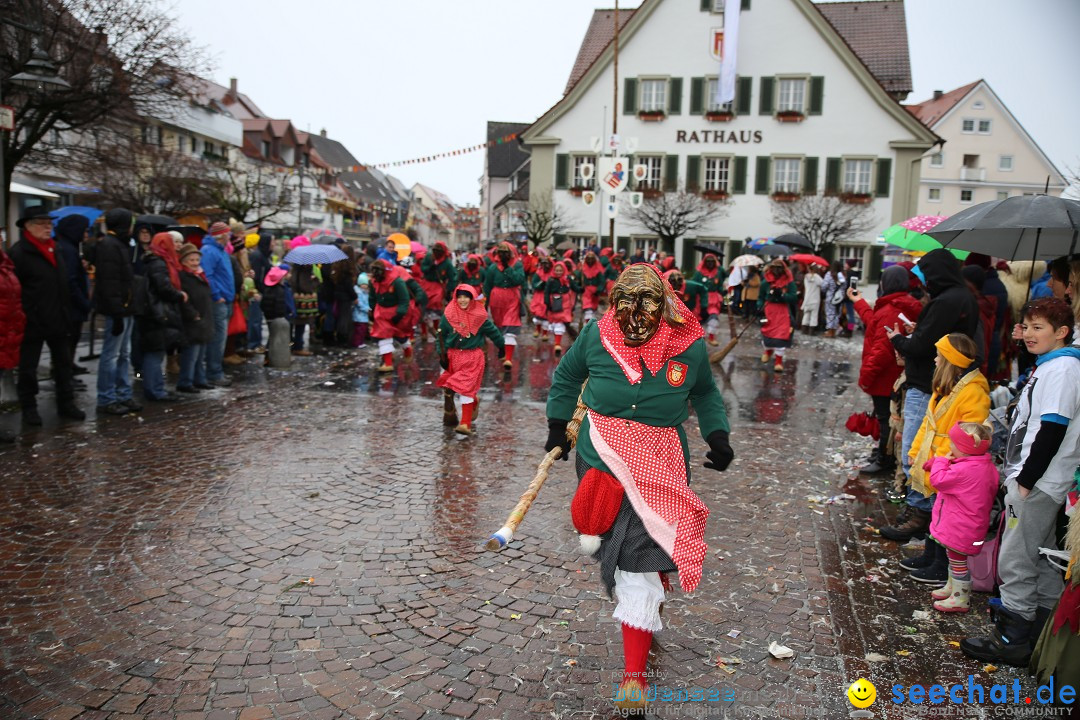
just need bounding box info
[717,0,740,106]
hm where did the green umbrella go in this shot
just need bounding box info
[882,223,969,260]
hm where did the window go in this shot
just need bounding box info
[261,140,271,158]
[639,156,664,189]
[978,119,992,134]
[773,158,801,193]
[928,187,942,202]
[177,136,186,154]
[705,77,732,113]
[640,79,667,112]
[141,125,162,145]
[703,157,731,193]
[777,78,805,113]
[963,154,980,169]
[960,189,974,203]
[961,119,975,133]
[973,101,985,109]
[712,0,724,12]
[929,152,944,168]
[999,155,1014,171]
[300,192,312,209]
[842,159,873,194]
[572,156,594,189]
[997,191,1009,201]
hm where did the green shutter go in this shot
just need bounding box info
[553,233,567,248]
[735,76,752,115]
[755,156,771,194]
[759,76,775,115]
[618,236,631,255]
[875,158,892,197]
[809,76,825,115]
[555,154,569,190]
[741,0,751,9]
[668,77,683,115]
[626,154,635,189]
[733,156,748,194]
[690,77,705,115]
[803,157,819,194]
[686,155,702,192]
[623,78,637,115]
[700,0,711,9]
[664,155,679,192]
[825,157,842,194]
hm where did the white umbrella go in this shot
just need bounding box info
[731,254,764,268]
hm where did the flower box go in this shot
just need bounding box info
[770,192,802,203]
[701,190,730,201]
[568,186,593,197]
[775,110,805,123]
[704,111,735,122]
[637,110,666,122]
[640,187,664,199]
[840,193,873,205]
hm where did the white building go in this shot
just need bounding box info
[907,80,1067,217]
[521,0,939,271]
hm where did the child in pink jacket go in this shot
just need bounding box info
[926,422,1000,613]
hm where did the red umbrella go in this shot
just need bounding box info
[789,253,828,267]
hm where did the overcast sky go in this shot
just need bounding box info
[170,0,1080,206]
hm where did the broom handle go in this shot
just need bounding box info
[485,381,589,551]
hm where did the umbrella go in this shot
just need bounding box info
[882,222,969,261]
[731,254,764,268]
[746,237,774,250]
[166,225,208,248]
[789,253,828,267]
[693,243,725,257]
[49,206,103,224]
[282,244,348,266]
[136,214,178,231]
[554,238,575,251]
[772,233,814,250]
[410,241,427,259]
[927,194,1080,262]
[750,242,793,257]
[307,228,344,244]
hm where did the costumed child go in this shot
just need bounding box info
[352,272,370,348]
[368,259,421,373]
[757,259,798,372]
[922,422,998,613]
[418,241,454,339]
[891,333,989,583]
[664,270,709,324]
[578,251,606,324]
[530,256,554,340]
[963,297,1080,666]
[455,254,486,300]
[545,263,732,713]
[694,253,727,345]
[437,284,505,436]
[483,242,525,369]
[544,260,580,356]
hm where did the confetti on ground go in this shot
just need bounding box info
[727,629,741,639]
[911,610,931,621]
[896,650,911,657]
[768,642,794,659]
[983,664,998,673]
[865,653,889,663]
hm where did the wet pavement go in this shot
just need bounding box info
[0,327,1063,719]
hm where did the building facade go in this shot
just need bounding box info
[908,80,1067,217]
[521,0,938,271]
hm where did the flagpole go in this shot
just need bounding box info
[609,0,619,250]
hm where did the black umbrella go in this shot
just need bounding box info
[772,233,814,250]
[926,194,1080,261]
[693,243,725,257]
[136,214,178,232]
[750,242,793,257]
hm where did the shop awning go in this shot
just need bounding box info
[10,182,60,199]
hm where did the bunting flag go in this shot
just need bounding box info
[329,133,519,174]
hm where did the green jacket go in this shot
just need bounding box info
[756,278,798,310]
[483,261,525,298]
[547,321,729,476]
[370,277,410,315]
[438,314,504,352]
[693,269,727,295]
[678,280,710,318]
[405,277,428,309]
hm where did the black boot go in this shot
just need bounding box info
[960,605,1035,666]
[880,506,930,542]
[899,536,938,571]
[21,406,42,427]
[860,452,896,476]
[909,541,948,584]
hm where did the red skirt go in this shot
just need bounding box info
[707,291,722,316]
[546,291,575,324]
[371,301,420,339]
[488,286,521,327]
[582,285,600,311]
[436,348,485,398]
[529,289,547,319]
[417,278,445,312]
[761,301,792,345]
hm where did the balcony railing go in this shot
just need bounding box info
[959,167,986,182]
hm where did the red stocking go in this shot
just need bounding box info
[460,401,474,428]
[505,345,515,363]
[380,353,393,367]
[621,623,652,683]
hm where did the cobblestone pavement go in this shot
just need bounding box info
[0,328,1062,719]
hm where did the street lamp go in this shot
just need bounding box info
[1,40,70,245]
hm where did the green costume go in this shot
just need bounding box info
[676,280,711,320]
[437,315,504,352]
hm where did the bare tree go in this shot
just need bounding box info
[520,192,568,247]
[769,193,878,254]
[206,161,296,227]
[1,0,209,200]
[628,185,729,247]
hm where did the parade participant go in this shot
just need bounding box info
[578,251,606,324]
[369,259,420,372]
[849,266,923,475]
[483,242,525,369]
[418,241,455,338]
[664,270,709,322]
[893,333,988,584]
[544,263,732,712]
[0,243,25,440]
[398,256,428,350]
[455,254,486,298]
[437,284,505,436]
[757,259,798,373]
[694,254,726,345]
[530,256,554,340]
[544,260,579,356]
[923,422,998,613]
[963,298,1080,666]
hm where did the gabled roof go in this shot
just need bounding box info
[242,117,299,144]
[307,133,362,171]
[565,8,636,95]
[815,1,912,96]
[905,80,981,127]
[486,121,531,178]
[414,184,458,216]
[186,75,267,120]
[341,168,396,207]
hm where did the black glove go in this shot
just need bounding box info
[704,430,734,472]
[544,418,571,461]
[390,313,404,325]
[111,317,125,336]
[439,353,449,370]
[497,345,506,359]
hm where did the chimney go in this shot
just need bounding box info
[320,128,327,137]
[933,90,943,100]
[229,77,238,98]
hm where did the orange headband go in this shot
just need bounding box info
[935,336,973,368]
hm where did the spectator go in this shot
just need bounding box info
[246,232,271,354]
[376,238,399,265]
[138,232,187,401]
[94,208,140,416]
[199,222,235,387]
[801,265,823,335]
[53,215,91,374]
[176,244,212,394]
[0,243,27,440]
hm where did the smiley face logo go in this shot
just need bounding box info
[847,678,876,709]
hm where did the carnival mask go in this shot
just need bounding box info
[704,255,717,269]
[667,271,685,291]
[371,262,386,282]
[497,248,512,265]
[610,265,673,347]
